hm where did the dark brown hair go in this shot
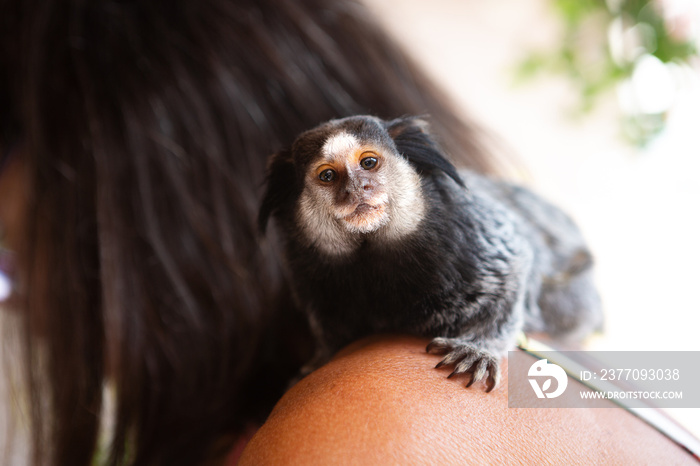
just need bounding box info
[0,0,498,464]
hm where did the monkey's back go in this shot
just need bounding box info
[458,170,603,341]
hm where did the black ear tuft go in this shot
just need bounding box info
[258,149,297,233]
[385,116,464,187]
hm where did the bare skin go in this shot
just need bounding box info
[239,335,695,465]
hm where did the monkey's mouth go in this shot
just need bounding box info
[353,203,378,215]
[340,202,387,233]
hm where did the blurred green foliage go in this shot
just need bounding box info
[517,0,698,145]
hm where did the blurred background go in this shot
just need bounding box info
[1,0,698,456]
[365,0,699,437]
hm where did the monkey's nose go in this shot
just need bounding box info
[362,183,374,192]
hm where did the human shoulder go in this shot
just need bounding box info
[239,335,694,465]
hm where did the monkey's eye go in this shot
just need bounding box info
[318,168,337,183]
[360,156,378,170]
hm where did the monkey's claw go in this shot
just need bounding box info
[426,338,501,392]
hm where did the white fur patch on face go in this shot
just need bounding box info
[297,189,360,256]
[321,132,360,161]
[375,156,426,242]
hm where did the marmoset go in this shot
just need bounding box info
[259,115,602,391]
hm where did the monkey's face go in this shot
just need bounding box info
[260,115,435,256]
[300,131,392,234]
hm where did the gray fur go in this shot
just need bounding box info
[259,115,603,391]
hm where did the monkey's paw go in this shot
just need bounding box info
[426,338,501,392]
